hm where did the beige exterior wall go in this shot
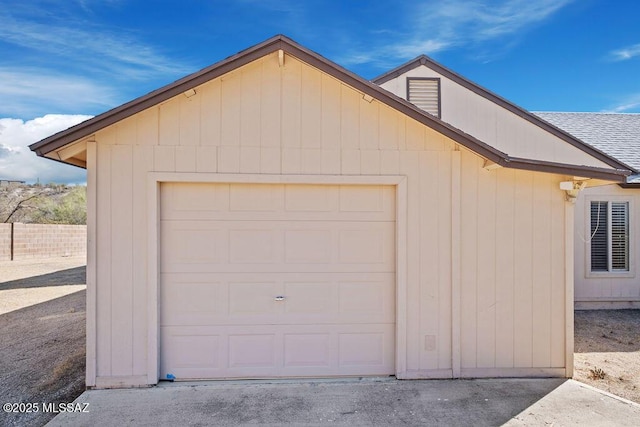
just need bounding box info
[459,152,568,375]
[379,66,611,169]
[574,185,640,308]
[88,52,572,387]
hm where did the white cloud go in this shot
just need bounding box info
[605,95,640,113]
[0,115,91,184]
[387,0,574,59]
[0,11,190,79]
[387,40,452,59]
[337,0,574,66]
[337,39,451,69]
[0,6,194,117]
[0,68,117,118]
[609,43,640,61]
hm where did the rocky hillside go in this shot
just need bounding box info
[0,183,86,224]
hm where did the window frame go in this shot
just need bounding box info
[585,196,635,278]
[406,77,441,118]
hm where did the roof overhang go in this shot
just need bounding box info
[42,139,88,168]
[373,56,635,175]
[30,35,632,182]
[618,183,640,188]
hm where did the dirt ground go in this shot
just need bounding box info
[0,256,87,315]
[0,259,638,426]
[0,259,86,427]
[574,309,640,404]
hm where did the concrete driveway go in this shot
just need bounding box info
[46,377,640,426]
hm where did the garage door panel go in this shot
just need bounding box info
[161,182,229,219]
[339,281,393,318]
[228,334,277,368]
[164,263,394,274]
[285,185,336,212]
[162,221,394,273]
[284,229,332,263]
[282,282,336,314]
[339,332,386,366]
[284,334,331,367]
[162,228,226,265]
[162,272,394,326]
[229,184,281,212]
[163,210,395,222]
[161,223,228,266]
[161,183,395,222]
[164,334,221,369]
[228,229,279,264]
[161,280,225,321]
[339,185,389,213]
[228,282,279,315]
[160,183,396,380]
[282,324,394,374]
[338,226,394,265]
[161,324,394,379]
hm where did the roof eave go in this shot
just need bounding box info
[502,157,629,182]
[30,35,293,155]
[372,55,634,173]
[28,35,510,164]
[29,34,632,182]
[618,182,640,189]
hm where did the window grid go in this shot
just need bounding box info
[611,202,629,271]
[590,201,629,273]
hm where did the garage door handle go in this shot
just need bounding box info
[274,296,286,301]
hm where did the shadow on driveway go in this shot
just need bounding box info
[0,266,86,291]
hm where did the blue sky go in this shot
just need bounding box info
[1,0,640,183]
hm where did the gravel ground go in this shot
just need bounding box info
[0,258,86,427]
[574,309,640,404]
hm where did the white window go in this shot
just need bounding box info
[590,200,630,272]
[407,78,440,118]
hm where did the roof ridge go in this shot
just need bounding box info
[28,34,632,181]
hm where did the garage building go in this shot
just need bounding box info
[30,36,630,388]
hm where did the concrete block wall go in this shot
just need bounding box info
[0,223,11,261]
[0,223,87,261]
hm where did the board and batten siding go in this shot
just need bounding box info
[87,51,571,387]
[574,184,640,308]
[459,153,567,374]
[378,67,612,170]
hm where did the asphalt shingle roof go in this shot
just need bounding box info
[535,112,640,182]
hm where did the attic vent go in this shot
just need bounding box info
[407,78,440,118]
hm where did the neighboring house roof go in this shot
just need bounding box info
[372,55,634,175]
[536,112,640,184]
[30,35,630,181]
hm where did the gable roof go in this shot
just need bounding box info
[30,35,630,181]
[535,112,640,185]
[372,55,634,175]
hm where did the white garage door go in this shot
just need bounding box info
[160,183,396,380]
